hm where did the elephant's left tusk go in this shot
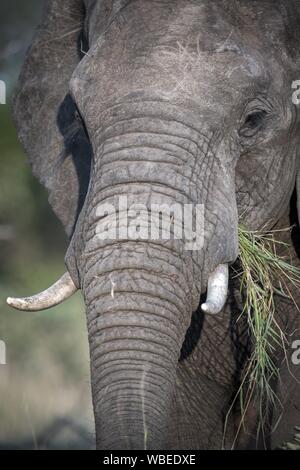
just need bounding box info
[6,272,78,311]
[201,264,229,315]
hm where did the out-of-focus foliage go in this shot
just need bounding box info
[0,1,94,449]
[0,0,43,91]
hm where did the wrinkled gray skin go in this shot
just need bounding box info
[13,0,300,449]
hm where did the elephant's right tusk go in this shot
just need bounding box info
[201,264,229,315]
[6,272,78,311]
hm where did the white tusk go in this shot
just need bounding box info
[201,264,229,315]
[6,272,78,312]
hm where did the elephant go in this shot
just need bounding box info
[7,0,300,449]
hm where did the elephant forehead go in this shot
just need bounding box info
[70,6,271,119]
[82,0,291,52]
[70,53,267,132]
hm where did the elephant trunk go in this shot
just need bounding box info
[82,243,193,449]
[76,110,238,449]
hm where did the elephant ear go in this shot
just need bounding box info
[13,0,92,237]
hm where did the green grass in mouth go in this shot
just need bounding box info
[224,225,300,448]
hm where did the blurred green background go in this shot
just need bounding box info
[0,1,94,449]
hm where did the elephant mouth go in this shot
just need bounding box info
[6,262,229,315]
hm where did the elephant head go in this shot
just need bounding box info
[8,0,300,449]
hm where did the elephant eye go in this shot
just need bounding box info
[239,110,268,138]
